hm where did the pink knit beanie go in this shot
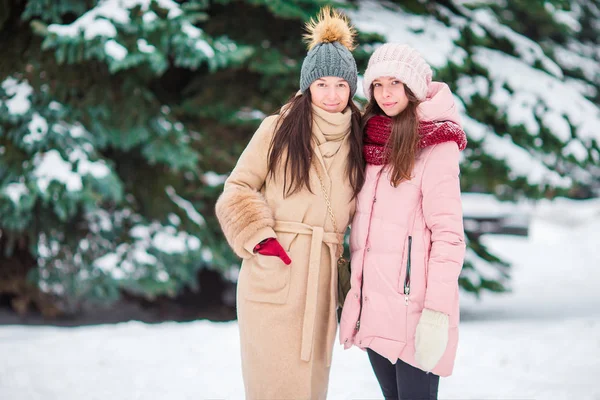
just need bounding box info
[363,43,432,101]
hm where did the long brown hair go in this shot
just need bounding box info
[362,84,420,187]
[267,91,365,198]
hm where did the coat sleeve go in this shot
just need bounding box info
[215,115,279,259]
[421,141,466,315]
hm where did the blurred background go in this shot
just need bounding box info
[0,0,599,399]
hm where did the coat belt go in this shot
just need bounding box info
[273,220,342,367]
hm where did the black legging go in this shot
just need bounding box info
[367,348,440,400]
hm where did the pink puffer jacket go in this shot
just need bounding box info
[339,82,467,377]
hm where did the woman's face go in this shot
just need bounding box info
[309,76,351,113]
[372,77,409,117]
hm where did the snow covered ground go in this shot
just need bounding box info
[1,198,599,400]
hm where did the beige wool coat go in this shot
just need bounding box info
[215,104,356,399]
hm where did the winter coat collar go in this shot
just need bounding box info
[311,104,352,173]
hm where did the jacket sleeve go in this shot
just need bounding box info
[421,141,466,315]
[215,115,279,259]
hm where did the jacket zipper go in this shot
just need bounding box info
[403,236,412,306]
[356,265,364,331]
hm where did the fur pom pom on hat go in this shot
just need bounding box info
[300,7,358,96]
[363,43,432,101]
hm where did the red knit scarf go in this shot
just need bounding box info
[363,115,468,165]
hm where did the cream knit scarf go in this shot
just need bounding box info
[311,104,351,162]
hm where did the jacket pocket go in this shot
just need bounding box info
[244,253,291,304]
[359,291,408,344]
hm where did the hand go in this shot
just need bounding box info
[414,308,449,372]
[253,238,292,265]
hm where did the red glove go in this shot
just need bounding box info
[253,238,292,265]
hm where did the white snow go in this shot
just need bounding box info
[503,89,540,135]
[547,2,582,32]
[356,76,365,99]
[143,11,158,23]
[534,196,600,227]
[195,40,215,58]
[33,150,83,192]
[47,1,127,39]
[47,0,183,39]
[461,192,532,219]
[130,223,201,254]
[473,47,600,144]
[153,229,200,253]
[202,171,228,187]
[77,159,111,179]
[46,0,189,65]
[92,228,175,281]
[133,248,158,265]
[84,19,118,39]
[456,75,489,100]
[167,213,181,226]
[201,249,213,263]
[69,124,88,138]
[451,0,505,4]
[1,198,598,399]
[104,39,128,61]
[156,270,169,282]
[3,182,29,203]
[181,22,201,39]
[349,1,466,68]
[554,43,600,83]
[24,113,49,144]
[87,209,114,233]
[565,77,597,98]
[563,139,589,162]
[137,39,156,54]
[31,145,110,193]
[155,0,182,19]
[1,77,33,115]
[69,149,111,179]
[462,247,508,284]
[235,109,267,121]
[35,235,64,279]
[466,7,563,78]
[165,186,206,226]
[541,110,572,143]
[48,101,62,111]
[94,252,125,279]
[156,117,172,131]
[461,115,573,188]
[469,21,487,38]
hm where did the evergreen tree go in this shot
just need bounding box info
[1,0,598,315]
[0,0,376,314]
[0,0,252,313]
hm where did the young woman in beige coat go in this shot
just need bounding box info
[215,8,364,400]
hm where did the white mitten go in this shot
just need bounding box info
[414,308,449,372]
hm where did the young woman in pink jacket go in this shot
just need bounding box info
[339,44,467,399]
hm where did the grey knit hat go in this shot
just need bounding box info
[299,7,358,96]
